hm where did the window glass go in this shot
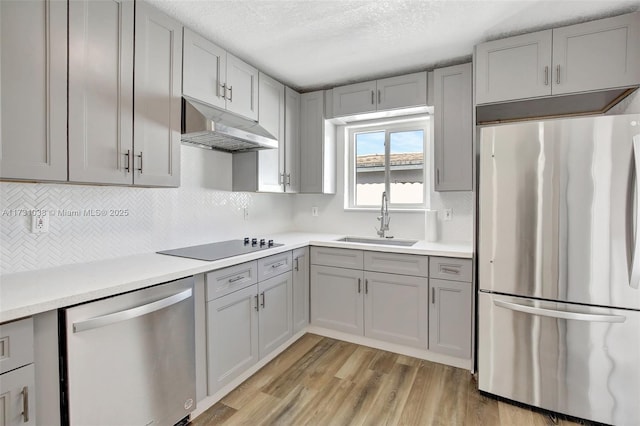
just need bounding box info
[355,131,385,206]
[389,130,424,204]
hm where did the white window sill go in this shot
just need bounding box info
[344,207,428,213]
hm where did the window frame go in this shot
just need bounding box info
[345,116,430,211]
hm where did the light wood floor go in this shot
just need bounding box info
[191,334,583,426]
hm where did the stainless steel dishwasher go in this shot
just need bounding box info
[60,277,196,426]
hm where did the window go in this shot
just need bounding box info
[346,117,428,209]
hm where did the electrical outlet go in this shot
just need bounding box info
[443,208,453,221]
[31,212,49,233]
[243,207,249,221]
[311,207,319,217]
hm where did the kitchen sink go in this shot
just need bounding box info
[336,237,418,247]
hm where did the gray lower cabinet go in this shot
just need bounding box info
[292,247,310,333]
[207,284,259,394]
[428,278,472,358]
[364,271,427,348]
[207,253,293,395]
[310,265,364,335]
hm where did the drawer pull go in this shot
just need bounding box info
[441,267,460,275]
[261,292,266,308]
[270,262,285,269]
[22,386,29,422]
[228,275,245,283]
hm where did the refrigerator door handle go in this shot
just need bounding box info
[73,288,193,333]
[494,299,626,323]
[631,134,640,289]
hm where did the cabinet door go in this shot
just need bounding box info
[364,271,427,349]
[0,364,36,426]
[207,284,259,394]
[133,2,182,187]
[310,265,364,335]
[0,0,67,181]
[258,272,293,358]
[552,13,640,95]
[284,87,301,193]
[292,247,309,333]
[300,91,324,193]
[68,0,134,185]
[225,54,259,121]
[376,72,427,111]
[475,30,552,104]
[182,28,227,109]
[429,278,472,358]
[332,80,377,116]
[257,73,285,192]
[434,63,473,191]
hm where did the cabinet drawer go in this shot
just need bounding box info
[429,257,472,282]
[0,317,34,374]
[206,261,258,301]
[258,251,293,281]
[311,247,363,269]
[364,251,428,277]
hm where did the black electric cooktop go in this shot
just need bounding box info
[157,238,283,262]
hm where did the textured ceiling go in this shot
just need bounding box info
[147,0,640,92]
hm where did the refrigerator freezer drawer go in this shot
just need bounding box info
[478,292,640,425]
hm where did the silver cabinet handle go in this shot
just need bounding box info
[124,149,131,173]
[441,267,460,275]
[371,90,374,105]
[219,83,226,99]
[137,152,143,174]
[365,279,369,294]
[73,288,192,333]
[357,278,361,293]
[294,258,299,272]
[630,135,640,289]
[377,90,381,104]
[228,275,245,283]
[255,294,259,311]
[271,262,285,269]
[494,300,626,323]
[228,85,233,102]
[279,173,285,185]
[286,173,291,186]
[21,386,29,422]
[261,292,265,308]
[556,64,560,84]
[431,287,435,305]
[544,66,549,86]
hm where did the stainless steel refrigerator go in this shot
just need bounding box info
[478,113,640,425]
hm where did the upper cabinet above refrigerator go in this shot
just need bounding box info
[476,12,640,106]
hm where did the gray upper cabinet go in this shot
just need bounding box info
[332,72,427,117]
[475,12,640,104]
[284,87,301,193]
[182,28,258,121]
[133,1,182,187]
[552,13,640,95]
[433,63,473,191]
[300,91,336,194]
[0,0,67,181]
[68,0,134,185]
[232,73,288,193]
[475,30,552,104]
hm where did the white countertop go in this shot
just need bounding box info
[0,232,472,323]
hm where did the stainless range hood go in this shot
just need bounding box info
[181,97,278,152]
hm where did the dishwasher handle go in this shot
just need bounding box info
[494,299,626,323]
[73,288,193,333]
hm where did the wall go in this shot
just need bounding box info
[292,124,474,242]
[0,146,295,274]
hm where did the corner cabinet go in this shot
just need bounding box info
[475,12,640,104]
[133,1,182,187]
[332,72,428,117]
[0,0,67,181]
[300,91,336,194]
[433,63,473,191]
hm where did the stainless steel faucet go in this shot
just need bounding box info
[376,191,391,238]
